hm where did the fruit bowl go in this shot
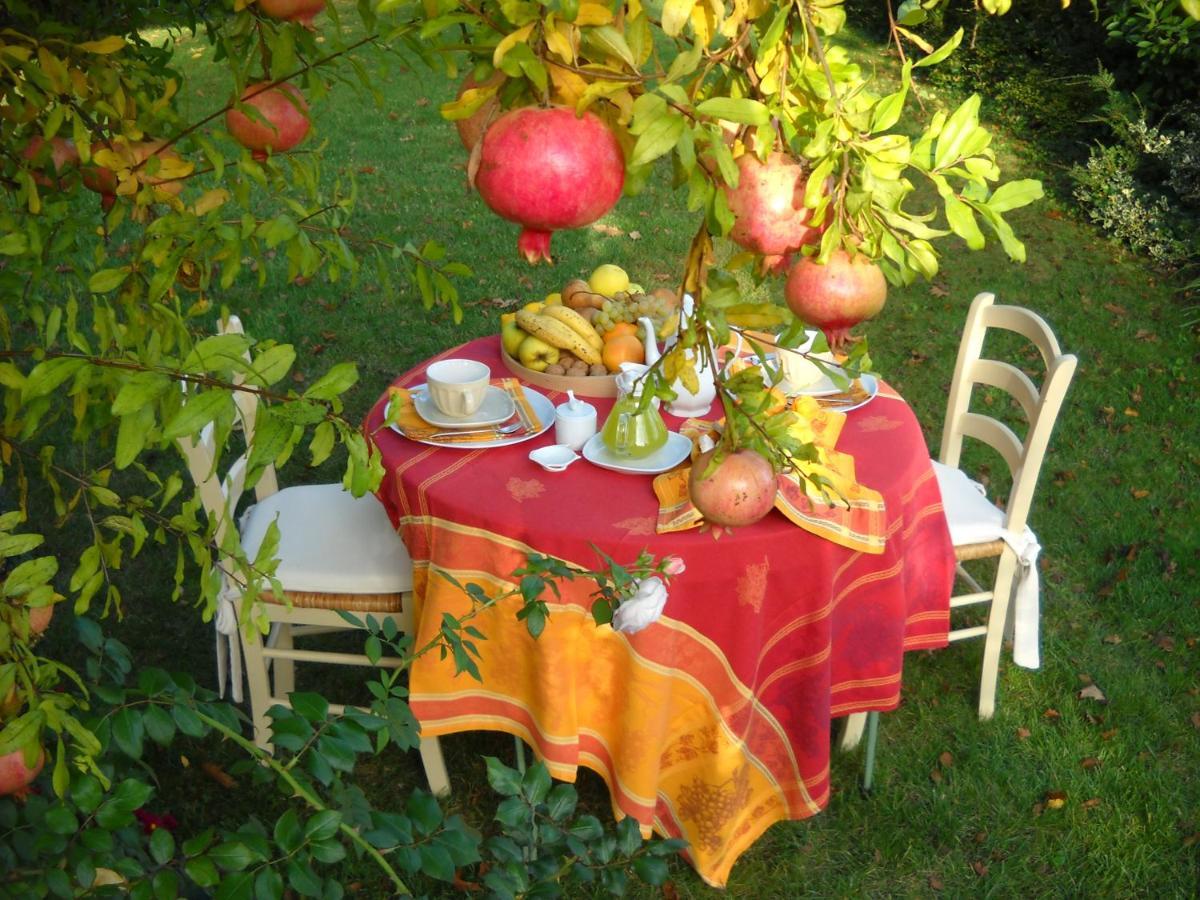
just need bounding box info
[500,346,618,398]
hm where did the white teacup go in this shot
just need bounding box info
[778,330,834,390]
[425,358,490,417]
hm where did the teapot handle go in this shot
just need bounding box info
[637,316,661,366]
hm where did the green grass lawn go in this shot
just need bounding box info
[67,14,1200,898]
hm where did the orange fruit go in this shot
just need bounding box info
[602,322,638,342]
[602,334,644,372]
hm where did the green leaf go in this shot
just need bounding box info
[419,844,456,882]
[660,0,695,36]
[22,357,85,401]
[585,25,636,68]
[987,178,1044,213]
[934,94,981,169]
[485,755,523,797]
[285,860,322,898]
[209,840,256,872]
[112,371,172,415]
[630,112,685,169]
[915,26,964,67]
[88,267,131,293]
[162,389,231,440]
[944,196,985,250]
[633,855,670,884]
[44,803,79,835]
[273,809,304,854]
[149,826,175,865]
[303,809,342,842]
[896,0,926,25]
[247,344,296,387]
[1183,0,1200,19]
[695,97,770,126]
[112,707,145,758]
[407,789,444,834]
[303,362,358,400]
[521,762,552,803]
[288,691,329,723]
[0,232,29,255]
[184,856,221,888]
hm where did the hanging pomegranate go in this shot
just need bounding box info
[474,106,625,264]
[21,136,79,189]
[784,249,887,350]
[689,448,778,528]
[82,140,186,210]
[0,746,43,800]
[226,82,310,160]
[725,152,822,274]
[454,72,502,152]
[256,0,325,26]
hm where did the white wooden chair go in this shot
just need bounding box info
[177,316,450,796]
[842,293,1077,782]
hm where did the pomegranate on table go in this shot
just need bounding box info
[784,249,888,350]
[725,151,822,273]
[226,82,311,160]
[689,448,778,528]
[474,106,625,264]
[256,0,325,26]
[0,746,43,800]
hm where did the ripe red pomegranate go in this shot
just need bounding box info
[257,0,325,26]
[22,136,80,188]
[82,140,185,210]
[785,249,887,350]
[0,746,43,800]
[474,106,625,264]
[226,82,310,160]
[725,152,822,274]
[454,72,502,152]
[689,448,778,528]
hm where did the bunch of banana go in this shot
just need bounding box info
[515,308,601,366]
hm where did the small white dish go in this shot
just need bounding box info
[815,373,879,412]
[528,444,580,472]
[785,365,869,397]
[413,384,516,429]
[581,431,692,475]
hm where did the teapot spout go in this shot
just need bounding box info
[638,316,661,366]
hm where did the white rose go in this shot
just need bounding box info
[611,576,668,635]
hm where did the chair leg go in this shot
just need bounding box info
[419,736,451,798]
[978,552,1020,720]
[839,712,868,751]
[862,711,880,792]
[271,623,295,698]
[241,626,274,754]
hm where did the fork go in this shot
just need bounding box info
[426,421,525,440]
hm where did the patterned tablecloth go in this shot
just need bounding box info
[365,335,953,887]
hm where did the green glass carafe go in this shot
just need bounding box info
[601,363,668,458]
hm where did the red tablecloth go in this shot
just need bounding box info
[366,336,953,887]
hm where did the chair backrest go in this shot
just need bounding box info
[939,292,1078,535]
[176,315,279,554]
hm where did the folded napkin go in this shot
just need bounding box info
[653,396,887,554]
[387,378,541,443]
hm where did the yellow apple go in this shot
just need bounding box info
[588,264,630,297]
[543,292,563,305]
[521,301,545,314]
[517,335,559,372]
[501,319,527,357]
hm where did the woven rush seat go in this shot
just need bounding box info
[954,540,1006,562]
[258,590,405,613]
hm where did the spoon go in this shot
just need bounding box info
[428,421,524,440]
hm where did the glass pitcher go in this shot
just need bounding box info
[601,363,668,458]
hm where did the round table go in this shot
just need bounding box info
[365,335,953,887]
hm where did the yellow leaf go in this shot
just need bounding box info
[575,2,614,24]
[545,22,576,64]
[75,36,126,55]
[661,0,696,36]
[627,0,644,19]
[549,66,589,107]
[493,23,534,68]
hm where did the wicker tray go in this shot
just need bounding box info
[500,346,618,398]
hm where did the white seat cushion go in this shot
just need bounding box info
[240,483,413,594]
[932,461,1006,545]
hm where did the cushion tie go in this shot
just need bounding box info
[999,526,1041,670]
[214,588,244,703]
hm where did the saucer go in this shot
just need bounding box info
[413,384,516,429]
[581,432,692,475]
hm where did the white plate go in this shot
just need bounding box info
[412,384,516,429]
[814,373,879,412]
[389,385,554,449]
[785,365,874,397]
[581,431,692,475]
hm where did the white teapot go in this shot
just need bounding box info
[640,294,717,418]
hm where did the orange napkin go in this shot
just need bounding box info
[386,378,541,443]
[652,397,887,554]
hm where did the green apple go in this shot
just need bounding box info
[501,318,527,357]
[517,334,560,372]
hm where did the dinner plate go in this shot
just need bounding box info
[412,384,516,429]
[389,385,554,449]
[581,431,692,475]
[814,373,879,413]
[785,365,874,397]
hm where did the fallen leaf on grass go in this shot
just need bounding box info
[1043,708,1061,720]
[1081,756,1102,770]
[930,281,950,298]
[661,881,680,899]
[1044,790,1067,810]
[1101,728,1119,740]
[1123,407,1139,417]
[591,223,624,237]
[1103,302,1127,316]
[1131,488,1150,499]
[1191,712,1200,730]
[974,831,987,844]
[1156,635,1175,652]
[628,230,642,240]
[1184,832,1200,848]
[1082,798,1102,809]
[928,874,944,891]
[938,750,954,768]
[971,861,989,877]
[1078,683,1108,703]
[1016,727,1031,740]
[1134,329,1159,342]
[930,768,943,784]
[1103,634,1123,644]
